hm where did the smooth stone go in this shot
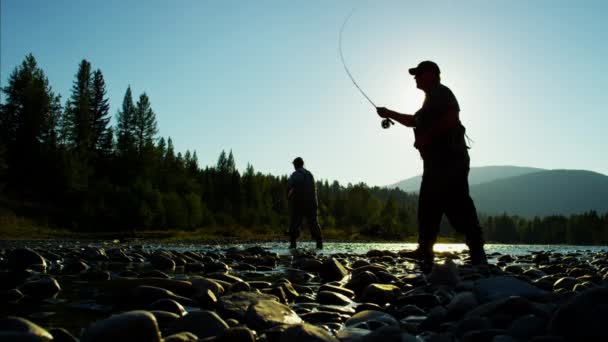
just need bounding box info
[131,285,197,307]
[139,270,171,279]
[293,258,323,272]
[149,253,176,271]
[473,276,547,302]
[345,310,398,329]
[149,310,180,330]
[246,299,302,331]
[548,287,608,341]
[7,248,47,271]
[103,278,195,298]
[232,281,252,292]
[360,284,401,305]
[553,277,578,291]
[317,291,352,306]
[0,316,53,341]
[395,294,440,309]
[166,310,228,339]
[319,284,355,298]
[346,271,378,295]
[335,327,372,341]
[190,276,225,296]
[491,336,518,342]
[147,298,186,316]
[320,258,349,282]
[218,291,279,320]
[49,327,78,342]
[0,288,24,302]
[216,326,257,342]
[19,277,61,299]
[80,310,161,342]
[452,316,492,337]
[163,332,198,342]
[80,270,111,282]
[279,323,339,342]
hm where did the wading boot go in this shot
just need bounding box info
[401,248,434,273]
[316,240,323,249]
[469,245,489,276]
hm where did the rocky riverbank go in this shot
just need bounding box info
[1,241,608,341]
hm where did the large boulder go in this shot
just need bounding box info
[319,258,348,282]
[80,310,161,342]
[7,248,47,272]
[218,291,279,320]
[473,276,548,302]
[0,316,53,341]
[166,310,229,339]
[246,299,302,331]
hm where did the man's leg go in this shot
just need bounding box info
[444,169,487,266]
[290,208,303,249]
[306,207,323,249]
[408,173,443,269]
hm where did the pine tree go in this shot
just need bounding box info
[90,69,111,152]
[116,86,136,154]
[133,92,158,152]
[65,59,93,150]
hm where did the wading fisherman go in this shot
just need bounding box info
[287,157,323,249]
[376,61,487,272]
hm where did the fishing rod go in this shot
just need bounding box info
[339,9,394,129]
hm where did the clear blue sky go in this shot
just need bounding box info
[2,0,607,186]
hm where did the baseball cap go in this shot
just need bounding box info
[408,61,441,76]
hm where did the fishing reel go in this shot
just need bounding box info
[381,118,395,129]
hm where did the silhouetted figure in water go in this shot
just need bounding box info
[287,157,323,249]
[376,61,487,272]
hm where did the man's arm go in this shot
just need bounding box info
[376,107,416,127]
[414,109,460,149]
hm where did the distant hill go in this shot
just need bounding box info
[389,165,545,192]
[470,169,608,217]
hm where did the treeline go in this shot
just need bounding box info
[0,54,420,237]
[1,54,608,244]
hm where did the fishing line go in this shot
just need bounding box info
[339,9,394,128]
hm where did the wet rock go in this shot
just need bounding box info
[103,278,196,298]
[548,287,608,341]
[279,323,339,342]
[246,299,302,331]
[317,291,352,306]
[336,327,372,341]
[80,310,161,342]
[190,276,225,296]
[163,332,198,342]
[7,248,47,272]
[131,285,197,307]
[553,277,578,291]
[345,310,398,330]
[361,283,401,305]
[346,271,378,295]
[49,327,78,342]
[0,316,53,341]
[217,326,257,342]
[149,253,176,271]
[139,270,171,279]
[293,257,323,272]
[62,260,88,274]
[232,281,252,292]
[474,276,547,302]
[149,310,180,330]
[218,291,280,320]
[166,310,228,339]
[319,284,355,298]
[462,329,508,342]
[19,276,61,299]
[147,298,186,316]
[320,258,349,282]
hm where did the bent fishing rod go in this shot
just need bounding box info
[339,9,394,129]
